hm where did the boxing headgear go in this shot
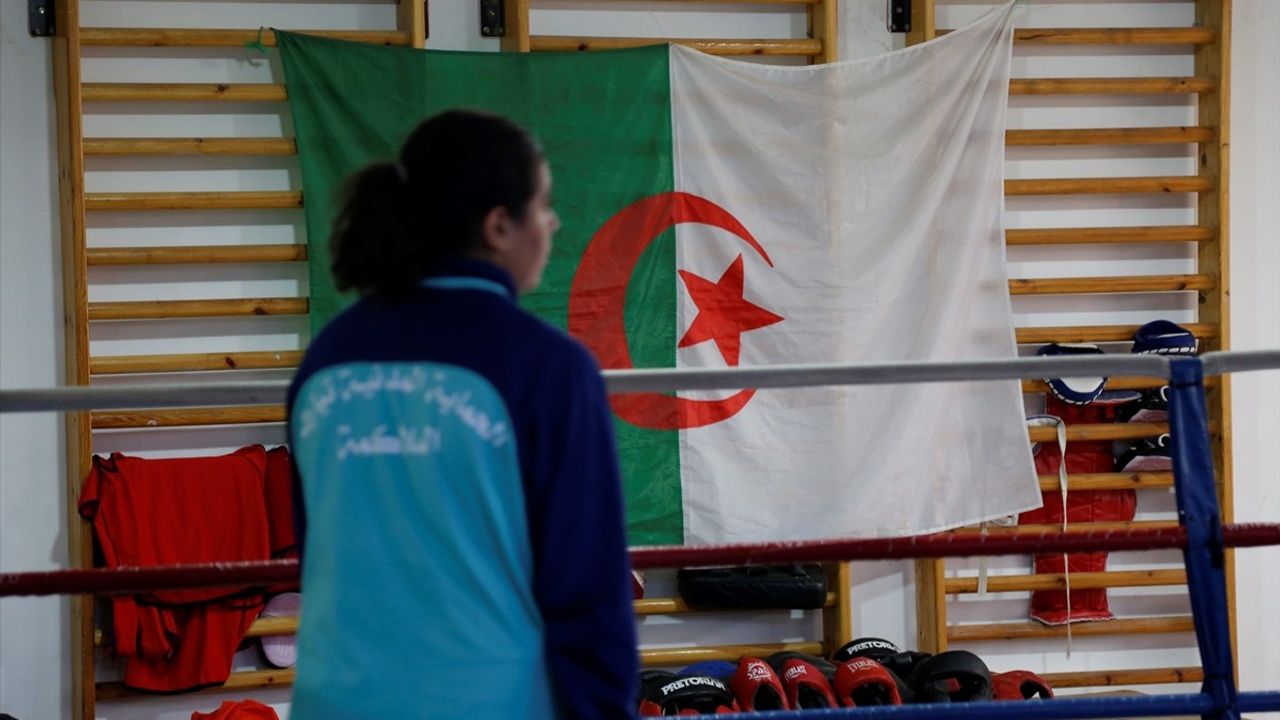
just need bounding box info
[1132,319,1197,356]
[1038,343,1123,405]
[993,670,1054,700]
[768,655,838,709]
[909,650,994,703]
[880,650,932,685]
[831,637,900,664]
[834,657,903,707]
[730,657,789,711]
[638,674,739,715]
[766,651,837,680]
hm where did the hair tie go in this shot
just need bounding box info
[393,162,409,184]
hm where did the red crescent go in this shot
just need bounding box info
[568,191,774,430]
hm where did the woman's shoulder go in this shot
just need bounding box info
[510,308,602,374]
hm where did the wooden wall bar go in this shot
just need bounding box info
[909,0,1234,691]
[52,1,94,716]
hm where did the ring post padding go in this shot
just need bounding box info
[1168,357,1239,720]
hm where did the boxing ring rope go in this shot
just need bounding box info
[4,524,1279,597]
[4,350,1277,413]
[2,350,1278,719]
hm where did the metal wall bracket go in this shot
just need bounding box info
[887,0,911,33]
[479,0,505,38]
[29,0,55,37]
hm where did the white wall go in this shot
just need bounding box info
[0,3,72,717]
[1226,0,1280,707]
[0,1,1276,718]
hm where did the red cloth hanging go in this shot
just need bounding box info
[1018,398,1136,624]
[79,446,273,692]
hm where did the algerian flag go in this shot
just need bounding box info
[278,2,1039,547]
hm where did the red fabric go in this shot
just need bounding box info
[1019,398,1137,625]
[263,446,297,558]
[262,446,299,593]
[123,600,263,692]
[191,699,280,720]
[78,447,272,692]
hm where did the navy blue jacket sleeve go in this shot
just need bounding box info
[522,342,639,720]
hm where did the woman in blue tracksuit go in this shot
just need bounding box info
[286,109,638,719]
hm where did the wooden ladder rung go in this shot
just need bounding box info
[83,137,297,156]
[1038,666,1203,688]
[939,28,1217,46]
[91,406,286,429]
[1009,274,1213,295]
[1023,377,1176,393]
[96,641,829,698]
[1015,323,1216,345]
[95,591,838,648]
[89,175,1195,207]
[1010,77,1213,96]
[87,245,306,265]
[1005,176,1213,196]
[95,615,298,647]
[81,77,1213,104]
[78,28,409,48]
[81,132,1214,162]
[92,593,835,648]
[1006,127,1213,147]
[945,568,1187,594]
[97,668,295,699]
[85,191,302,211]
[88,298,307,321]
[948,615,1194,641]
[82,82,288,103]
[1037,472,1174,492]
[951,520,1181,536]
[91,350,303,375]
[530,36,822,56]
[1028,421,1168,443]
[1006,226,1213,245]
[642,642,825,668]
[636,593,835,616]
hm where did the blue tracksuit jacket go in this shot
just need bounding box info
[286,259,638,719]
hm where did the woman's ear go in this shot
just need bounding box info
[479,204,514,255]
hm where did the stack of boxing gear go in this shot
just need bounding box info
[1022,343,1140,625]
[1021,321,1197,627]
[830,639,1053,706]
[637,637,1054,714]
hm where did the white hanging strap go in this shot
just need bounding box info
[1049,418,1073,659]
[977,522,990,596]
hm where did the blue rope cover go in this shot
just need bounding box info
[1168,358,1239,720]
[711,691,1280,719]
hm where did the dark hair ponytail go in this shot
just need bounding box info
[329,109,545,298]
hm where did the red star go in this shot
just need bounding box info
[678,254,783,366]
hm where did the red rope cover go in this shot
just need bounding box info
[3,523,1277,597]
